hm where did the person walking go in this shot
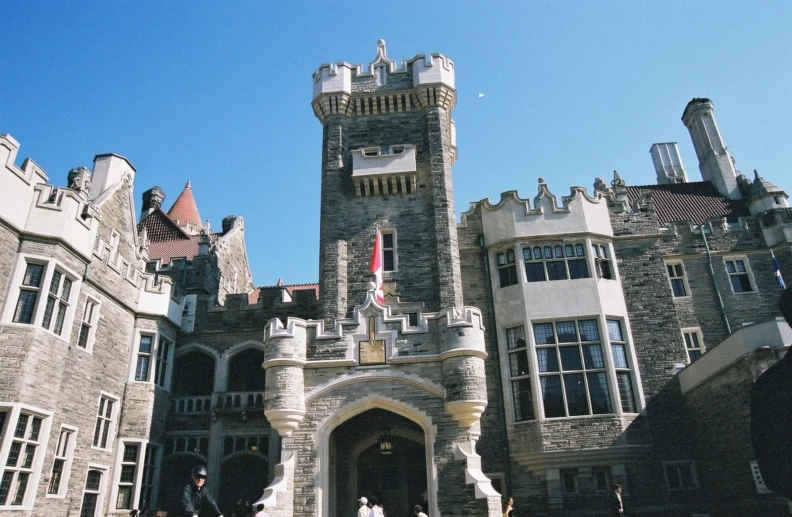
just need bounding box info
[610,484,625,516]
[170,465,223,517]
[253,503,269,517]
[413,504,428,517]
[502,497,514,517]
[357,497,369,517]
[367,496,384,517]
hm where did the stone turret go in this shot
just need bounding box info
[738,170,790,215]
[682,98,740,200]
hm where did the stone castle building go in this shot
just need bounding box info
[0,41,790,517]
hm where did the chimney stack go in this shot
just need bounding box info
[141,186,165,221]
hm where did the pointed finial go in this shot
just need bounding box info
[538,177,546,185]
[611,170,625,188]
[276,277,284,287]
[754,169,760,181]
[377,39,387,58]
[185,179,192,189]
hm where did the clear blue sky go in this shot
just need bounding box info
[3,1,790,286]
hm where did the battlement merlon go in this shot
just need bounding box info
[311,41,456,121]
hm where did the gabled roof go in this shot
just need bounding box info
[139,209,189,242]
[167,180,202,230]
[248,283,320,304]
[626,181,750,226]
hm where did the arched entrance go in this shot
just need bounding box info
[330,409,427,517]
[219,454,269,514]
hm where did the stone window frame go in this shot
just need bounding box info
[110,439,150,513]
[91,392,119,451]
[505,325,534,422]
[76,296,101,353]
[522,242,590,282]
[139,443,159,512]
[1,253,82,342]
[495,249,519,288]
[560,468,579,494]
[591,243,615,280]
[531,319,615,419]
[723,256,756,294]
[79,464,109,517]
[45,424,78,499]
[0,403,53,510]
[607,319,638,414]
[681,328,705,363]
[662,460,699,491]
[381,229,398,273]
[664,260,690,298]
[592,466,612,492]
[130,330,174,390]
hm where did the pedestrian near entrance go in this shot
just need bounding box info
[502,497,514,517]
[253,503,269,517]
[171,465,223,517]
[357,497,369,517]
[367,496,384,517]
[611,484,625,516]
[413,504,428,517]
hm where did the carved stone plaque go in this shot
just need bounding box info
[359,316,386,365]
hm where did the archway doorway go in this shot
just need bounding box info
[330,409,427,517]
[219,454,269,514]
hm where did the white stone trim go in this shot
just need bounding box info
[0,403,53,510]
[79,463,110,517]
[0,253,83,342]
[91,392,120,451]
[45,424,78,499]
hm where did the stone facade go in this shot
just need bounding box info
[0,43,791,517]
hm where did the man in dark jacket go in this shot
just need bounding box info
[171,465,223,517]
[610,484,624,515]
[751,288,792,499]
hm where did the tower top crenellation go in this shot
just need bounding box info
[312,39,455,102]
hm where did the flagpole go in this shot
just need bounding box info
[771,249,787,290]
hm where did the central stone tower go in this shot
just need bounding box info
[312,39,463,320]
[255,42,498,517]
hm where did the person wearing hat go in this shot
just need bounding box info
[171,465,223,517]
[357,496,369,517]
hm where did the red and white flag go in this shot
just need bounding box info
[369,229,385,304]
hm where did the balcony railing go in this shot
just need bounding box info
[170,395,213,414]
[169,391,266,415]
[215,391,265,411]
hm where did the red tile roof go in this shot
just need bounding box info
[625,181,750,226]
[167,180,202,230]
[248,283,320,304]
[139,210,189,242]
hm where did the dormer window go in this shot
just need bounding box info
[391,146,404,155]
[363,148,380,157]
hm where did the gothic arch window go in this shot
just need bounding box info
[171,351,215,397]
[227,348,266,393]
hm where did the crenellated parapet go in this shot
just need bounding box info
[459,178,615,244]
[0,134,102,258]
[312,39,456,123]
[261,290,489,437]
